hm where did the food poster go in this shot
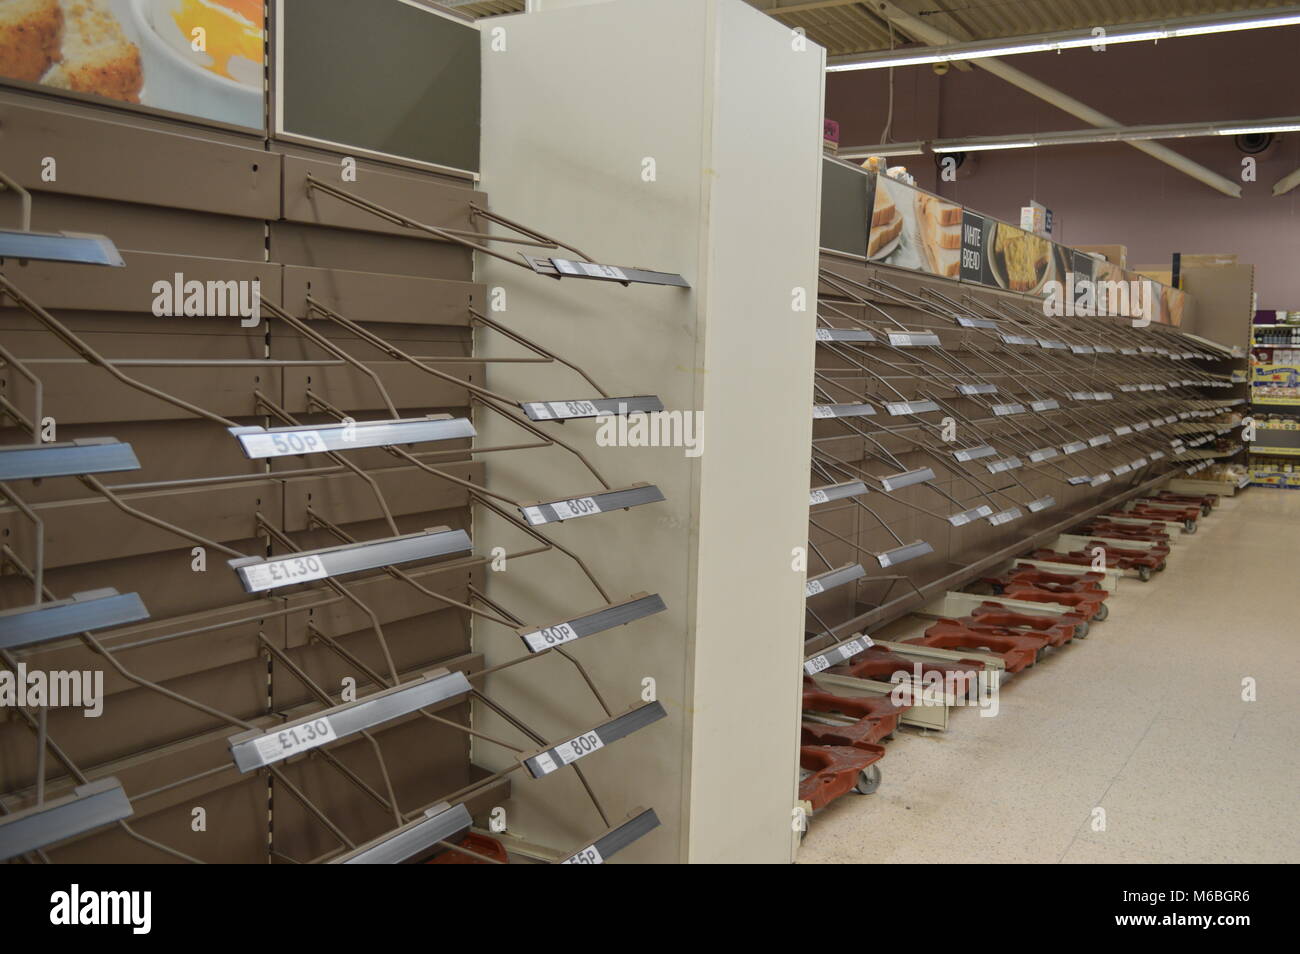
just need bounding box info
[1124,269,1161,324]
[1071,248,1097,313]
[0,0,264,129]
[958,210,990,285]
[1161,285,1187,326]
[868,176,963,279]
[1093,259,1127,316]
[980,219,1055,295]
[867,175,922,271]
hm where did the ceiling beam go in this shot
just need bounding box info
[863,0,1243,198]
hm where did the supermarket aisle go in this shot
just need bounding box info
[797,490,1300,864]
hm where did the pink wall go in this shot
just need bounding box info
[826,27,1300,308]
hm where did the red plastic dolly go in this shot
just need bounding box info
[965,601,1087,644]
[1151,491,1216,515]
[907,618,1049,672]
[825,645,984,696]
[799,744,885,811]
[802,679,911,743]
[1029,547,1162,581]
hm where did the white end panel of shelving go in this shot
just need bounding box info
[476,0,822,862]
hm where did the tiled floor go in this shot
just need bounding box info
[797,488,1300,864]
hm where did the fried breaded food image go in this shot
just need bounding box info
[0,0,64,82]
[43,0,142,104]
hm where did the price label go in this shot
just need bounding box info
[522,621,580,653]
[244,430,326,457]
[809,489,830,504]
[805,580,825,597]
[1114,425,1133,436]
[815,328,833,341]
[563,845,604,864]
[243,554,328,591]
[522,506,547,525]
[528,400,601,419]
[804,655,831,675]
[888,333,915,346]
[1089,435,1111,446]
[552,497,601,520]
[253,716,337,765]
[812,405,835,419]
[553,259,629,281]
[556,731,604,765]
[989,508,1021,526]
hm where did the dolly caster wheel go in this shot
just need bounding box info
[990,583,1005,595]
[1094,603,1109,621]
[1137,565,1152,582]
[1155,562,1167,573]
[1034,647,1047,664]
[1075,620,1090,638]
[1201,503,1212,516]
[1183,519,1198,534]
[854,764,882,795]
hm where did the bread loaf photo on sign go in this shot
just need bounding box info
[868,184,903,257]
[0,0,65,82]
[917,193,962,278]
[42,0,142,103]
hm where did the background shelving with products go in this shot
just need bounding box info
[1248,310,1300,488]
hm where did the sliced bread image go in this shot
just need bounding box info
[0,0,64,82]
[871,187,896,229]
[868,213,903,257]
[42,0,141,104]
[929,243,961,278]
[916,193,963,275]
[934,221,961,250]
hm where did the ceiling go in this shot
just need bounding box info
[443,0,1298,56]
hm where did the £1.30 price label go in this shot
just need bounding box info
[243,554,327,591]
[253,716,338,765]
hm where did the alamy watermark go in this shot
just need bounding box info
[0,664,103,717]
[595,409,703,458]
[889,664,1001,717]
[151,273,261,327]
[1043,271,1153,327]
